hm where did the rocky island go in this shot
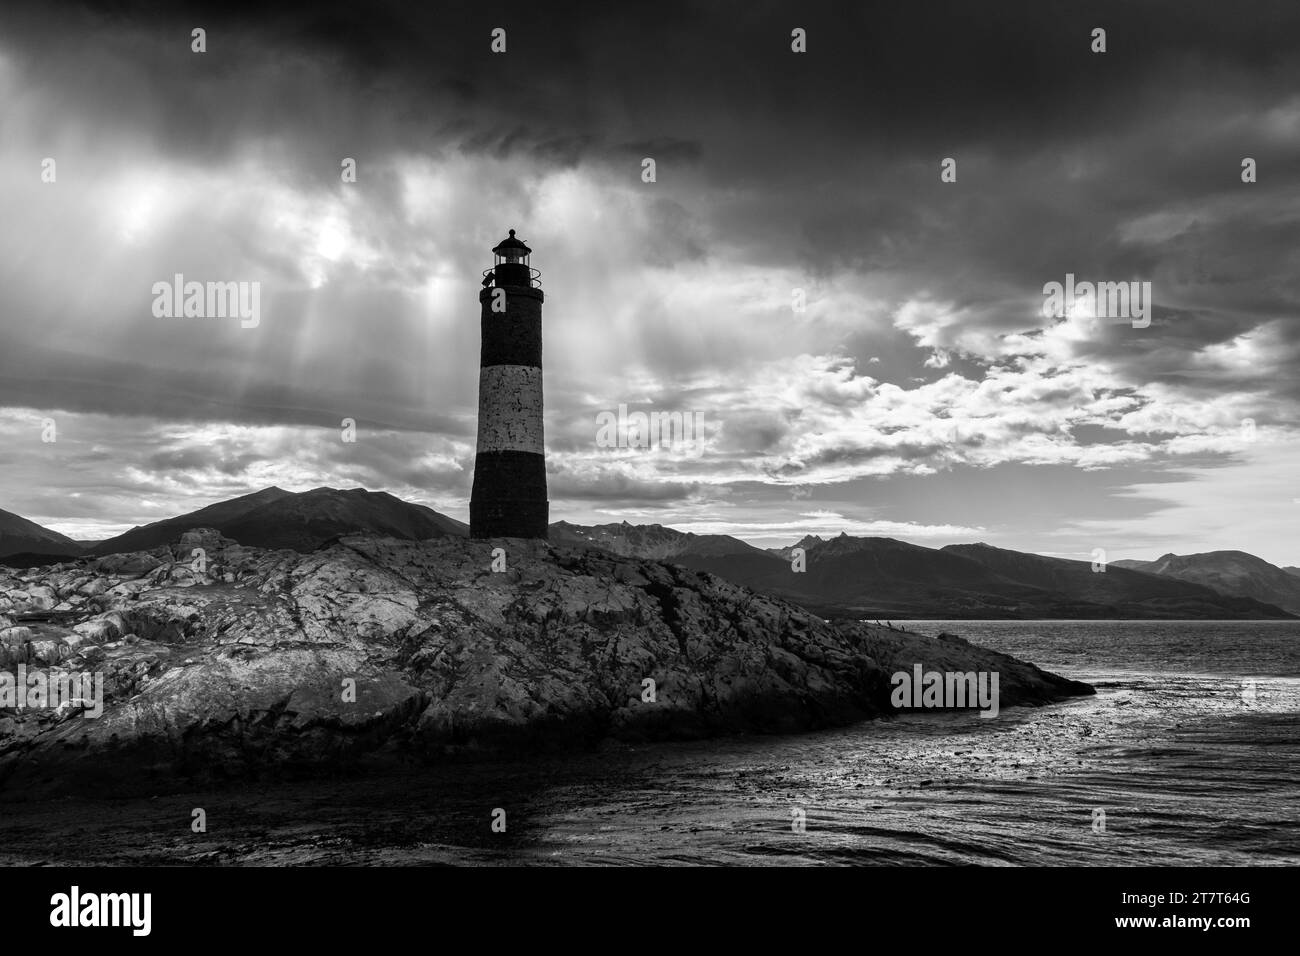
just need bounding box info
[0,529,1093,796]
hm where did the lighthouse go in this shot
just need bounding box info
[470,229,548,539]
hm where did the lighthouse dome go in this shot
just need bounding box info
[492,228,531,257]
[487,228,539,289]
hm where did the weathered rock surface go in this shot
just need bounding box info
[0,528,1092,795]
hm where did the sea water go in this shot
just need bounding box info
[2,621,1296,866]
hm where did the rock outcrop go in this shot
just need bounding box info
[0,528,1092,795]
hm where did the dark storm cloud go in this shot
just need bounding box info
[14,0,1298,166]
[5,0,1296,326]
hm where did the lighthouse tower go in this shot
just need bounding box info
[470,229,548,539]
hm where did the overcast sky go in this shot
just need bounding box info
[1,0,1298,564]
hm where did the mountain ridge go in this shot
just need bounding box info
[551,523,1294,620]
[85,486,467,556]
[1112,550,1300,614]
[0,507,85,560]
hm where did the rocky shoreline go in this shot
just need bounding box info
[0,529,1093,796]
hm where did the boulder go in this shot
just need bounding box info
[91,552,163,578]
[0,626,35,646]
[21,585,58,610]
[27,640,66,665]
[72,612,127,644]
[79,578,110,598]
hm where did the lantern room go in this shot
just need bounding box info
[485,229,541,289]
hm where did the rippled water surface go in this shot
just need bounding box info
[2,621,1297,865]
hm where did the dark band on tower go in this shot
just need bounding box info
[470,229,549,539]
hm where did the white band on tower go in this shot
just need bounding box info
[476,364,545,455]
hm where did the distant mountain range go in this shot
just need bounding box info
[548,520,784,581]
[0,487,467,564]
[550,526,1294,620]
[0,507,83,561]
[1,493,1295,619]
[1112,551,1300,615]
[85,486,468,555]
